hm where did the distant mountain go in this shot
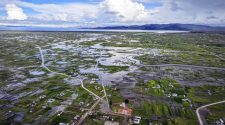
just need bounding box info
[93,24,225,32]
[1,24,225,32]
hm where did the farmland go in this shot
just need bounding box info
[0,31,224,125]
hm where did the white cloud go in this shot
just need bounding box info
[101,0,150,22]
[17,2,99,21]
[0,22,79,28]
[151,0,225,25]
[0,0,225,27]
[5,4,27,20]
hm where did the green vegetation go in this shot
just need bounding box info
[48,112,74,125]
[133,101,197,125]
[84,82,105,97]
[98,64,129,73]
[80,40,106,46]
[84,116,104,125]
[137,52,225,68]
[135,78,185,98]
[104,33,225,68]
[106,87,124,104]
[187,85,225,104]
[205,103,225,124]
[0,32,225,125]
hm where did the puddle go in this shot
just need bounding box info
[29,70,45,76]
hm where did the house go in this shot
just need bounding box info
[216,119,224,125]
[182,98,190,102]
[104,121,119,125]
[133,116,141,124]
[208,90,212,95]
[57,111,63,116]
[59,123,68,125]
[47,99,55,103]
[117,107,133,116]
[152,84,161,89]
[73,115,80,120]
[220,118,224,124]
[172,93,178,97]
[60,92,65,96]
[39,95,46,99]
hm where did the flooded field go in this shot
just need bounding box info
[0,31,225,125]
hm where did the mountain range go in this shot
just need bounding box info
[93,24,225,32]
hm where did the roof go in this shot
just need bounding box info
[104,121,119,125]
[117,107,133,116]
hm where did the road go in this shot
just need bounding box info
[77,96,105,125]
[76,49,110,125]
[96,50,109,108]
[37,46,108,124]
[196,100,225,125]
[140,64,225,70]
[123,48,225,70]
[80,79,103,100]
[37,46,104,99]
[38,45,225,125]
[37,46,71,77]
[124,53,225,70]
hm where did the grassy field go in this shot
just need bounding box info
[0,32,225,124]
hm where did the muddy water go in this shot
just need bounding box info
[79,43,142,86]
[78,42,176,86]
[49,36,174,87]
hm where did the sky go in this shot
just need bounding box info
[0,0,225,28]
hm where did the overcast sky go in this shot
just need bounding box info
[0,0,225,27]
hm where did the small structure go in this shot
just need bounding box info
[216,119,224,125]
[117,107,133,116]
[133,116,141,124]
[57,111,63,116]
[73,115,80,120]
[208,90,212,95]
[152,84,161,89]
[60,92,65,96]
[59,123,69,125]
[47,99,55,103]
[172,93,178,97]
[104,121,119,125]
[39,95,46,99]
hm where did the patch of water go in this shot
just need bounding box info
[29,70,45,76]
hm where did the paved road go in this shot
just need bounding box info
[196,100,225,125]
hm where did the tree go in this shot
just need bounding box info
[125,99,129,104]
[109,100,112,106]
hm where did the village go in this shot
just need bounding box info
[0,31,225,125]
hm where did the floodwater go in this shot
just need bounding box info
[0,27,189,33]
[47,34,177,86]
[79,43,142,86]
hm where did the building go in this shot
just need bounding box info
[117,107,133,116]
[133,116,141,124]
[104,121,119,125]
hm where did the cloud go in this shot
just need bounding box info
[138,0,225,25]
[0,0,225,27]
[101,0,150,22]
[17,2,99,21]
[5,4,27,20]
[0,21,79,28]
